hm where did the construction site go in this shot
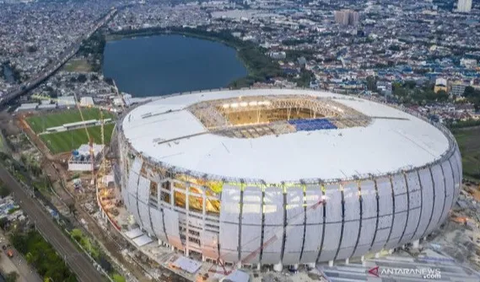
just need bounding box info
[2,87,480,282]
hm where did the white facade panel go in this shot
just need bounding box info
[428,164,445,234]
[352,218,376,257]
[415,168,434,239]
[201,231,219,259]
[264,188,284,225]
[370,177,392,252]
[325,184,342,222]
[386,174,408,247]
[262,226,282,263]
[361,180,376,219]
[318,223,341,261]
[130,157,143,175]
[164,208,183,250]
[401,171,422,244]
[240,225,261,263]
[138,176,150,202]
[149,207,167,242]
[400,208,420,245]
[353,180,376,257]
[452,150,462,201]
[376,178,393,218]
[138,201,154,236]
[301,185,323,263]
[343,182,360,221]
[126,168,140,210]
[321,184,343,261]
[336,221,360,260]
[301,224,322,263]
[262,188,284,264]
[219,185,241,263]
[220,185,241,223]
[336,182,360,260]
[129,194,141,225]
[370,228,390,253]
[240,187,262,264]
[305,186,323,224]
[219,223,239,262]
[284,187,304,264]
[440,161,454,223]
[385,212,407,249]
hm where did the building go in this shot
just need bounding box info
[116,88,461,270]
[457,0,472,12]
[68,143,105,171]
[376,81,392,96]
[335,10,359,26]
[450,81,469,96]
[269,51,286,60]
[80,96,95,107]
[434,78,448,93]
[460,58,477,69]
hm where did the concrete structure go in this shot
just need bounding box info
[334,10,359,26]
[57,96,76,108]
[434,78,448,93]
[80,96,95,107]
[68,143,104,171]
[450,81,469,97]
[457,0,472,13]
[116,88,461,269]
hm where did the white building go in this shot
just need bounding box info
[57,96,76,108]
[80,97,95,107]
[68,144,105,171]
[457,0,472,12]
[460,58,477,69]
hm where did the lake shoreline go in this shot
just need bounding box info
[104,27,283,89]
[102,33,248,96]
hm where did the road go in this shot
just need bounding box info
[0,166,105,282]
[0,8,116,107]
[0,231,42,282]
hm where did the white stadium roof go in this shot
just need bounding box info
[121,89,451,183]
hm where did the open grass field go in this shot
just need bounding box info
[27,108,115,134]
[63,59,92,72]
[40,123,115,154]
[453,126,480,182]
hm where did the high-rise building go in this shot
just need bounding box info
[450,81,469,96]
[457,0,472,13]
[334,10,359,26]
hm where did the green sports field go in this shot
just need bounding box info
[453,127,480,182]
[40,123,115,154]
[27,108,115,134]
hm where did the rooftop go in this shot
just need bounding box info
[121,89,451,183]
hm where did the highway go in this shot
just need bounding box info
[0,166,105,282]
[0,8,117,107]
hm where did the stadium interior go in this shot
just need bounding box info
[188,95,371,138]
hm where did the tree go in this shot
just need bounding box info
[366,76,377,91]
[5,271,19,282]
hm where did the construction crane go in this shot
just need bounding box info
[71,91,96,184]
[203,193,326,278]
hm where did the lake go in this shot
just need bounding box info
[102,35,247,97]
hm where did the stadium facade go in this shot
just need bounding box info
[116,89,461,269]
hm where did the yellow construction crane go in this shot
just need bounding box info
[71,91,95,184]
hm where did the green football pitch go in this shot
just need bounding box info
[40,123,115,154]
[27,108,115,134]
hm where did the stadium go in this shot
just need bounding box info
[116,88,462,270]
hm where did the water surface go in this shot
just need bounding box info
[103,35,247,96]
